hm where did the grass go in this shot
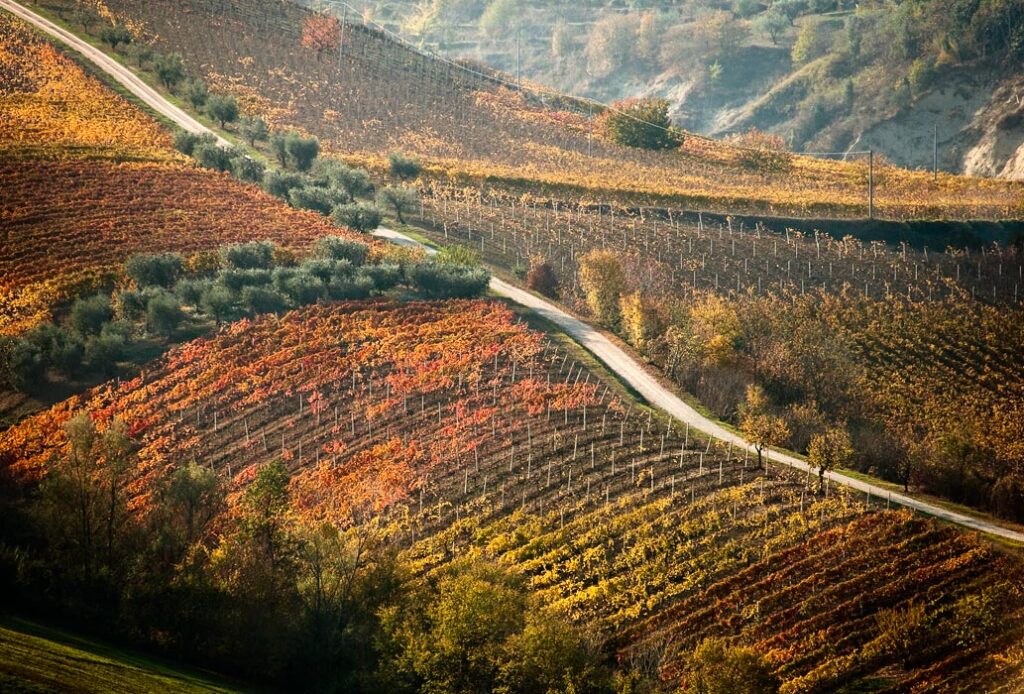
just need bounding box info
[0,617,244,693]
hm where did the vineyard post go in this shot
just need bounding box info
[868,150,874,220]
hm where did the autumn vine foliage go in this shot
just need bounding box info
[301,13,341,60]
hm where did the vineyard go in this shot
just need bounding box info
[0,158,369,336]
[0,12,174,161]
[39,0,1024,220]
[1,299,1022,691]
[409,192,1024,519]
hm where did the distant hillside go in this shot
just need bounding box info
[41,0,1024,220]
[342,0,1024,179]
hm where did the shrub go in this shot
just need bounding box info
[389,151,422,181]
[263,170,306,199]
[289,186,342,215]
[114,289,147,321]
[218,268,273,292]
[299,258,347,283]
[360,263,402,293]
[85,331,125,377]
[126,252,183,288]
[578,249,626,326]
[8,337,45,390]
[526,260,559,298]
[282,272,327,305]
[272,267,298,293]
[327,274,375,300]
[376,185,419,223]
[331,202,382,232]
[315,236,370,266]
[241,286,288,315]
[44,326,85,379]
[231,155,265,183]
[598,98,683,150]
[206,94,239,128]
[146,291,184,336]
[99,24,132,50]
[172,130,215,156]
[199,285,235,324]
[222,241,276,270]
[410,262,490,299]
[684,637,778,694]
[436,244,480,267]
[69,294,114,336]
[193,143,232,172]
[908,57,934,96]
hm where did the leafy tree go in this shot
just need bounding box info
[242,286,288,315]
[153,51,185,90]
[230,154,266,183]
[376,185,419,224]
[774,0,807,25]
[289,186,343,215]
[754,9,789,44]
[324,162,375,202]
[331,202,382,233]
[113,289,147,322]
[155,460,223,561]
[479,0,519,38]
[619,291,661,353]
[85,331,125,377]
[193,142,232,172]
[360,264,402,294]
[496,610,606,693]
[315,236,370,266]
[128,43,153,68]
[222,241,276,270]
[99,24,132,50]
[807,426,853,493]
[684,637,778,694]
[146,291,184,337]
[239,115,269,147]
[389,152,423,181]
[263,170,306,199]
[183,78,208,109]
[172,130,214,156]
[738,384,790,469]
[598,98,683,150]
[127,253,183,288]
[282,272,328,305]
[270,131,289,168]
[206,94,239,128]
[199,285,235,324]
[285,132,320,172]
[732,0,761,18]
[578,249,626,327]
[69,294,114,336]
[7,334,46,390]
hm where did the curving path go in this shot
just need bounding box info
[7,0,1023,544]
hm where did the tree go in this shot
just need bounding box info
[156,460,223,561]
[585,13,637,78]
[409,263,490,299]
[754,9,789,44]
[193,142,232,172]
[282,131,319,172]
[239,115,269,147]
[126,253,183,289]
[376,185,418,224]
[200,285,235,325]
[389,152,422,181]
[183,78,208,109]
[598,98,683,150]
[331,202,382,233]
[619,291,662,353]
[578,249,626,327]
[84,331,125,377]
[172,130,214,156]
[301,13,342,61]
[146,291,184,337]
[69,294,113,336]
[242,286,288,315]
[222,241,276,270]
[807,426,853,493]
[315,236,371,265]
[684,637,778,694]
[99,24,132,50]
[738,384,790,469]
[324,162,374,202]
[479,0,519,38]
[206,94,239,128]
[153,52,185,90]
[270,131,289,168]
[231,154,266,183]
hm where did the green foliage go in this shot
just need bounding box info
[409,262,490,299]
[315,236,370,266]
[376,185,419,224]
[199,284,235,324]
[183,78,208,109]
[908,57,934,96]
[206,94,239,128]
[126,252,183,288]
[84,329,126,377]
[388,151,422,181]
[241,286,288,315]
[753,9,789,44]
[270,131,289,168]
[222,241,276,270]
[153,51,185,90]
[479,0,519,37]
[218,268,273,292]
[332,202,382,233]
[99,24,132,50]
[684,637,778,694]
[284,131,320,172]
[732,0,761,19]
[322,162,375,202]
[69,294,113,336]
[172,130,215,156]
[281,272,327,305]
[600,98,683,151]
[289,185,344,215]
[239,115,269,147]
[263,170,306,199]
[435,244,480,267]
[578,249,626,327]
[230,154,266,183]
[360,263,402,294]
[113,289,147,322]
[193,142,232,172]
[792,18,832,64]
[146,291,184,337]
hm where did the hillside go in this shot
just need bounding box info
[37,0,1024,220]
[345,0,1024,179]
[3,300,1023,691]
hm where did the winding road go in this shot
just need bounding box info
[7,0,1023,544]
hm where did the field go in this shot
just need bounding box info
[43,0,1024,220]
[0,12,174,161]
[2,299,1023,691]
[0,618,240,693]
[0,11,367,337]
[408,191,1024,520]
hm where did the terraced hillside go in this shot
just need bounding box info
[40,0,1024,220]
[2,299,1023,691]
